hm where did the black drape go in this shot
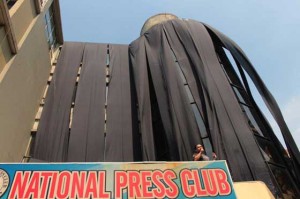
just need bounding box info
[34,42,139,162]
[32,19,299,195]
[105,44,139,161]
[129,38,156,160]
[204,23,300,184]
[67,43,106,162]
[129,19,282,191]
[34,42,85,162]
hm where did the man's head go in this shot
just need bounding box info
[195,144,204,152]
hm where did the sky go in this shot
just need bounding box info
[60,0,300,148]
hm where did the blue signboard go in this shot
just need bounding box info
[0,161,236,199]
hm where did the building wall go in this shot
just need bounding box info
[0,26,12,72]
[0,0,61,162]
[9,0,37,45]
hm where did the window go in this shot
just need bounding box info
[269,165,299,199]
[216,45,300,198]
[218,46,267,137]
[44,4,57,50]
[232,86,246,104]
[256,136,284,165]
[6,0,17,9]
[202,138,213,159]
[240,104,263,136]
[191,103,207,138]
[171,48,213,157]
[175,62,187,84]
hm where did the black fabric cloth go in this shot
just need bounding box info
[129,37,156,160]
[35,42,139,162]
[105,44,138,161]
[145,24,203,161]
[175,19,271,182]
[67,43,106,162]
[33,42,85,162]
[32,19,299,195]
[129,19,278,190]
[204,24,300,184]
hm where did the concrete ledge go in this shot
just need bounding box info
[233,181,275,199]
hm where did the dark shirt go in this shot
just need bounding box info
[200,154,210,161]
[193,153,210,161]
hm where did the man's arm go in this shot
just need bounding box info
[193,152,202,161]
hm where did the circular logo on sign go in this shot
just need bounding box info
[0,169,9,197]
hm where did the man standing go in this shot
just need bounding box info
[193,144,217,161]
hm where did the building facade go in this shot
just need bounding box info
[0,0,63,161]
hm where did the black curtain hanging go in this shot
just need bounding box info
[67,43,106,162]
[33,42,85,162]
[105,44,139,162]
[204,23,300,184]
[129,19,278,191]
[31,18,299,196]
